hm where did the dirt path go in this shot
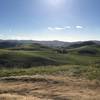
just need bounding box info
[0,75,100,100]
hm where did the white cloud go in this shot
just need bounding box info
[48,25,83,31]
[76,26,83,29]
[48,27,54,31]
[55,27,65,30]
[48,26,71,31]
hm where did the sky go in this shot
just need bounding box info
[0,0,100,41]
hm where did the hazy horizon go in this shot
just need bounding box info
[0,39,100,42]
[0,0,100,41]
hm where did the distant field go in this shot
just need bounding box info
[0,41,99,68]
[0,49,100,68]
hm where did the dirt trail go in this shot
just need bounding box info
[0,75,100,100]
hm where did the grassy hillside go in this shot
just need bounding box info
[9,43,52,51]
[66,41,97,48]
[0,41,99,80]
[0,42,100,68]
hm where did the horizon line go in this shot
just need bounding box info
[0,39,100,42]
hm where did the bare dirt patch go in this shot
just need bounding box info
[0,75,100,100]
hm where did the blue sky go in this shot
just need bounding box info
[0,0,100,41]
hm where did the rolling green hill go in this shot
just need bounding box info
[66,45,100,55]
[9,43,52,51]
[0,40,100,80]
[0,40,99,68]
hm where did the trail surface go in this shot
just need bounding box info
[0,75,100,100]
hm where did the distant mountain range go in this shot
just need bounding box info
[0,40,100,48]
[28,40,100,47]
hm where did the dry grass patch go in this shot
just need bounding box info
[0,75,100,100]
[0,94,46,100]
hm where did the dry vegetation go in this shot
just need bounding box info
[0,75,100,100]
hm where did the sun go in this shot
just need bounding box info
[42,0,73,12]
[44,0,65,7]
[48,0,63,6]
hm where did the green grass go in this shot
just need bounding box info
[0,65,69,77]
[0,43,100,80]
[0,64,100,80]
[0,48,100,68]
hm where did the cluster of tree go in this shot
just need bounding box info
[56,49,68,54]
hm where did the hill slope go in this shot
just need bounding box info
[0,40,99,68]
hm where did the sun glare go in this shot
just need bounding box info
[44,0,65,7]
[48,0,64,6]
[42,0,73,12]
